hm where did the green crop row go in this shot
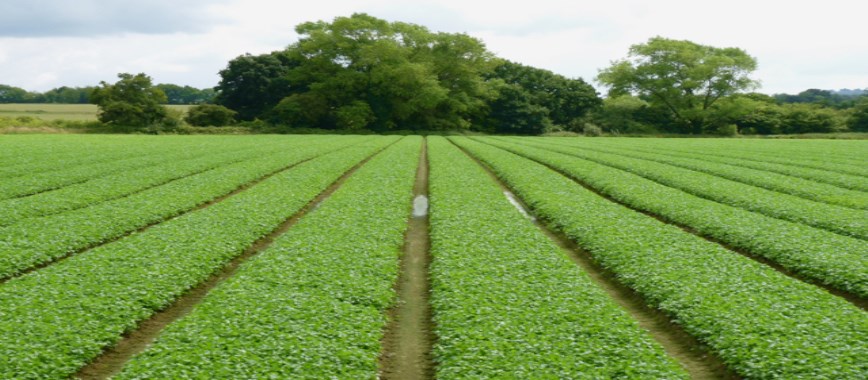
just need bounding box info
[0,136,395,379]
[116,136,420,379]
[452,137,868,379]
[503,137,867,239]
[0,140,225,200]
[600,137,868,172]
[590,138,868,192]
[0,142,295,226]
[482,138,868,297]
[0,135,196,178]
[0,136,365,280]
[536,137,868,210]
[427,137,688,378]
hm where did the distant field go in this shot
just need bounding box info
[0,103,192,121]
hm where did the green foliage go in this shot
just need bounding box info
[849,97,868,131]
[428,137,687,378]
[781,103,847,133]
[184,104,237,127]
[597,37,758,134]
[116,137,413,378]
[154,84,215,104]
[0,84,36,103]
[590,95,661,133]
[0,136,386,378]
[492,137,868,296]
[89,73,170,129]
[483,60,601,132]
[455,137,868,379]
[514,138,867,239]
[479,82,551,134]
[0,136,360,280]
[217,14,500,132]
[215,51,299,120]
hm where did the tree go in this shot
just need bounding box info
[597,37,758,134]
[90,73,169,128]
[480,82,551,134]
[848,97,868,132]
[590,95,658,134]
[487,61,600,130]
[156,84,216,104]
[0,84,32,103]
[781,103,845,134]
[185,104,237,126]
[216,14,497,131]
[215,52,300,120]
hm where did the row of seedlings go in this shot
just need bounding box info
[0,136,369,280]
[534,137,868,210]
[426,137,688,378]
[594,138,868,191]
[453,137,868,379]
[502,137,867,239]
[0,135,210,178]
[612,137,868,171]
[0,136,397,379]
[481,138,868,297]
[0,140,294,226]
[115,136,422,379]
[0,138,230,200]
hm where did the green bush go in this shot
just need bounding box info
[184,104,237,127]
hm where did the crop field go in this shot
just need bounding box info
[0,134,865,379]
[0,104,192,121]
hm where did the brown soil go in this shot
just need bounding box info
[451,138,739,380]
[73,142,390,380]
[482,139,867,311]
[379,138,436,380]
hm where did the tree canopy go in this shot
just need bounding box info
[215,14,601,133]
[90,73,170,128]
[597,37,758,134]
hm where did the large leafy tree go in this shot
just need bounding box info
[90,73,168,128]
[215,52,299,121]
[484,61,600,133]
[597,37,758,134]
[219,13,497,131]
[848,97,868,132]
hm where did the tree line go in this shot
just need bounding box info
[0,83,215,105]
[4,13,867,135]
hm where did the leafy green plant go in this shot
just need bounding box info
[116,137,418,379]
[427,137,687,378]
[452,137,867,379]
[0,137,394,378]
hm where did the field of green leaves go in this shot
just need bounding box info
[0,134,864,379]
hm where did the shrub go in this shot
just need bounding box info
[185,104,237,127]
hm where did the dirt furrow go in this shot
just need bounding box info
[451,139,738,380]
[478,140,867,311]
[379,138,436,380]
[73,144,390,380]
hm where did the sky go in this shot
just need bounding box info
[1,0,866,95]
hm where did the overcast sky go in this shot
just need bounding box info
[1,0,866,94]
